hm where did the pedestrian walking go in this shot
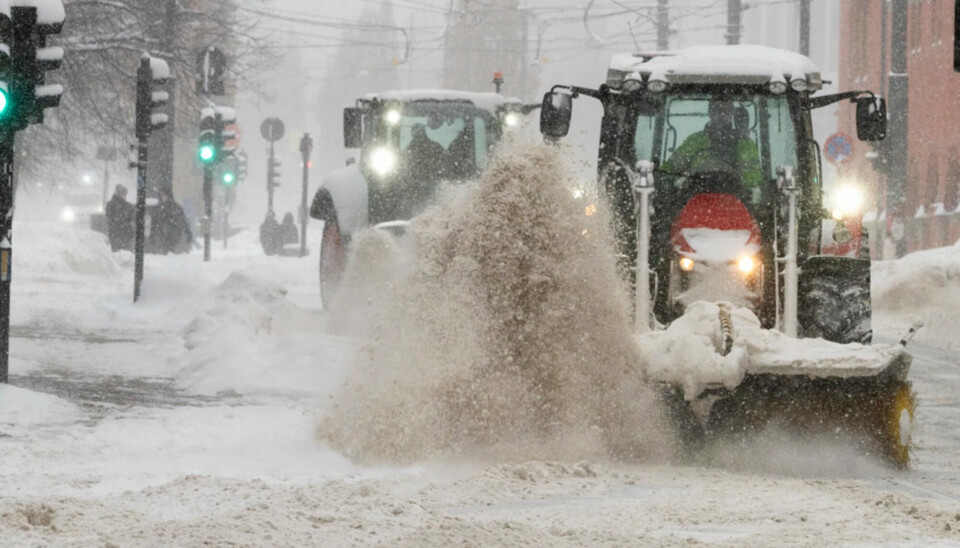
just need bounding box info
[105,184,135,251]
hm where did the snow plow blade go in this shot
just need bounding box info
[642,303,916,468]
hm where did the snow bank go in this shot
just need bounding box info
[873,240,960,349]
[319,141,672,464]
[13,222,120,278]
[0,384,78,426]
[177,272,348,399]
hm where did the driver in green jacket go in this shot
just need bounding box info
[660,100,763,193]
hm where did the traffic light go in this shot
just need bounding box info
[135,53,169,141]
[2,4,65,129]
[199,107,217,163]
[237,150,248,183]
[268,156,281,189]
[198,105,236,164]
[220,156,237,186]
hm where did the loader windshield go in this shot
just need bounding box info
[367,101,495,181]
[635,93,798,205]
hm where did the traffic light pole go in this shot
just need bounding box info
[299,133,312,258]
[0,136,14,383]
[134,140,148,301]
[267,141,276,213]
[203,163,213,262]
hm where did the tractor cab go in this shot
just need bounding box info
[541,45,886,339]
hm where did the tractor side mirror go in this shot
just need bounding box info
[343,107,362,148]
[540,91,573,140]
[855,96,887,142]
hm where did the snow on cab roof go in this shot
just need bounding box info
[607,45,822,92]
[362,89,521,113]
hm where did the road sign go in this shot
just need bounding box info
[197,47,227,96]
[260,117,285,143]
[824,133,854,165]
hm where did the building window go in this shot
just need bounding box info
[926,154,939,207]
[946,158,960,212]
[910,1,923,54]
[931,0,941,46]
[852,0,870,68]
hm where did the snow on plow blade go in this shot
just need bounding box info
[743,334,911,381]
[640,302,916,468]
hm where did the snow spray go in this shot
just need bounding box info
[318,141,672,463]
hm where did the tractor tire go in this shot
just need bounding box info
[319,220,347,310]
[799,258,872,344]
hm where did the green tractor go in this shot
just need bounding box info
[540,45,916,466]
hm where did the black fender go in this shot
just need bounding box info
[310,187,337,223]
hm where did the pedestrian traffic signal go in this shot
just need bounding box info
[135,53,169,141]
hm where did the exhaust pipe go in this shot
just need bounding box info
[778,166,799,338]
[632,160,655,334]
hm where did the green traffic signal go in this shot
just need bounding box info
[222,172,235,185]
[199,144,215,162]
[0,89,8,117]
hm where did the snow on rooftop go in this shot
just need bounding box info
[609,45,821,89]
[362,89,520,113]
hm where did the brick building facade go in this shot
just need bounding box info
[838,0,960,255]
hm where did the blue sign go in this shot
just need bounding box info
[824,133,854,165]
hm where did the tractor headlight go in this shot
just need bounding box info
[368,147,397,177]
[831,184,864,220]
[679,256,695,272]
[736,255,757,275]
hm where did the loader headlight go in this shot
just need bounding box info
[368,147,397,176]
[736,255,757,275]
[831,184,864,219]
[384,109,402,126]
[679,256,695,272]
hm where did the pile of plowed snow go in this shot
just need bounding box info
[13,222,120,278]
[873,239,960,349]
[319,142,672,464]
[177,272,348,398]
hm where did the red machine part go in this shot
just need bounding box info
[671,193,762,253]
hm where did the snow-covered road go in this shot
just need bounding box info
[1,222,959,546]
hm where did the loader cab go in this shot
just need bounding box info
[541,46,886,332]
[344,94,521,224]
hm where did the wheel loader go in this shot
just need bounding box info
[309,89,531,308]
[539,45,916,467]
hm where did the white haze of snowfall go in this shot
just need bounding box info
[1,143,960,545]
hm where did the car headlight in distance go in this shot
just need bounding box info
[736,255,757,275]
[832,184,864,219]
[61,207,76,223]
[368,147,397,177]
[679,256,695,272]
